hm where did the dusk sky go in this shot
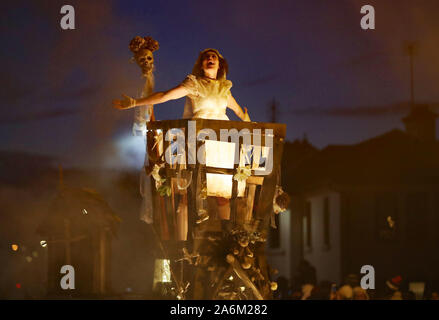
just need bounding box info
[1,0,439,169]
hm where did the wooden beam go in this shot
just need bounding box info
[64,219,71,266]
[100,229,106,294]
[245,184,257,222]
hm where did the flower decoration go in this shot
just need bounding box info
[151,164,164,183]
[143,36,159,52]
[273,186,290,214]
[129,36,145,53]
[146,163,171,197]
[233,166,251,182]
[157,181,171,197]
[129,36,159,54]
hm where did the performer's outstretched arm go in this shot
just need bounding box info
[113,85,189,110]
[228,94,251,121]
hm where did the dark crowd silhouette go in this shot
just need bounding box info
[273,260,439,300]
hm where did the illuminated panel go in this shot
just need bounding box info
[153,259,171,289]
[206,173,246,198]
[205,140,235,169]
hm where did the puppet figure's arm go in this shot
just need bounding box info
[113,85,189,110]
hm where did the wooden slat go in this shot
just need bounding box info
[99,229,106,294]
[247,176,264,185]
[245,184,257,222]
[255,137,285,232]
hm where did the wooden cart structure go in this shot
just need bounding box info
[146,119,286,300]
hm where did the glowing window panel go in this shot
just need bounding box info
[153,259,171,289]
[206,173,246,198]
[205,140,235,169]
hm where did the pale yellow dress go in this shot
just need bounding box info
[180,74,233,120]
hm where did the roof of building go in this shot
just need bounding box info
[402,104,438,123]
[283,129,439,193]
[37,186,121,238]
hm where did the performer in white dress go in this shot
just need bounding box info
[113,48,250,122]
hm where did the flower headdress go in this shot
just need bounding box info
[129,36,159,54]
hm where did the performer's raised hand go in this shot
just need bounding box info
[112,94,137,110]
[243,107,251,122]
[228,95,251,121]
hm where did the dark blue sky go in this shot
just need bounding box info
[1,0,439,168]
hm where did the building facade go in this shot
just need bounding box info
[268,105,439,292]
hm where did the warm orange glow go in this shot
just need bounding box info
[206,173,246,198]
[153,259,171,290]
[11,244,18,251]
[205,140,235,169]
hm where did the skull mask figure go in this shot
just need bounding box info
[129,36,159,132]
[129,36,159,77]
[135,48,154,76]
